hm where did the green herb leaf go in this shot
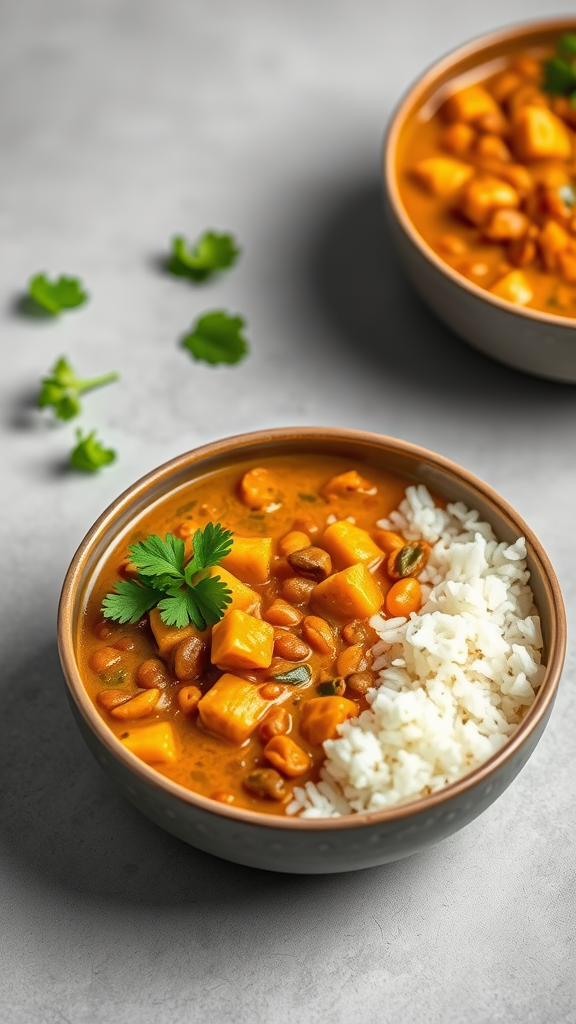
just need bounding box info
[28,273,88,314]
[316,678,345,696]
[542,37,576,96]
[101,580,163,623]
[182,311,249,366]
[38,356,119,421]
[559,33,576,58]
[101,524,233,629]
[270,664,312,686]
[70,429,116,472]
[168,231,241,281]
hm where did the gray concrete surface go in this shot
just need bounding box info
[1,1,575,1021]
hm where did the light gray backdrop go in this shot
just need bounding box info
[1,2,574,1022]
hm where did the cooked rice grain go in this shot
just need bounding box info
[287,485,545,818]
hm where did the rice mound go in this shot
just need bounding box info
[286,484,546,819]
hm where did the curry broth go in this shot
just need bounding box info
[77,454,421,816]
[396,42,576,318]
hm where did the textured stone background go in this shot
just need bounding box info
[1,1,575,1021]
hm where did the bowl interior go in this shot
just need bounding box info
[59,428,565,829]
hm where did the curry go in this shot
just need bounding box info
[77,454,432,816]
[397,37,576,317]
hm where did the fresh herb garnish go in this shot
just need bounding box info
[543,34,576,104]
[167,231,241,281]
[182,310,249,365]
[70,429,116,472]
[102,524,233,629]
[28,273,88,315]
[269,664,312,686]
[38,356,119,421]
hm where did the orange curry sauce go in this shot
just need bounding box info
[396,42,576,317]
[77,455,431,816]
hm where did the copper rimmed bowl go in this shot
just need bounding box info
[383,17,576,383]
[58,428,565,873]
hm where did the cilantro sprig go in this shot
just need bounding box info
[39,356,119,421]
[101,524,233,629]
[543,34,576,105]
[27,273,88,315]
[167,231,241,281]
[182,310,249,365]
[71,429,116,472]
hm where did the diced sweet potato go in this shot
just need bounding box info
[300,696,359,746]
[440,122,476,155]
[121,722,176,764]
[538,219,570,270]
[489,270,533,305]
[511,106,573,162]
[558,249,576,283]
[483,208,529,242]
[474,134,512,163]
[220,535,272,585]
[321,520,384,570]
[210,609,274,671]
[312,563,383,621]
[207,566,261,615]
[459,176,520,226]
[198,673,283,744]
[322,469,376,497]
[412,157,474,197]
[149,608,206,658]
[441,84,500,125]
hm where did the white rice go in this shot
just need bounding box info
[287,484,545,818]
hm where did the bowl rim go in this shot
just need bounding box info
[58,426,566,831]
[383,15,576,329]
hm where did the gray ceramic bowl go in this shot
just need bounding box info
[383,18,576,383]
[58,428,565,873]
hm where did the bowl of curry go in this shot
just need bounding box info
[383,17,576,382]
[58,428,565,873]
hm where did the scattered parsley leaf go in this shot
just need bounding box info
[38,356,119,421]
[182,310,249,366]
[542,35,576,96]
[101,525,233,629]
[70,429,116,472]
[167,231,241,281]
[28,273,88,315]
[101,580,163,624]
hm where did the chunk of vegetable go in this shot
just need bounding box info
[442,84,501,124]
[489,270,533,305]
[210,608,274,671]
[300,696,359,746]
[538,219,570,270]
[459,176,520,226]
[263,736,310,777]
[322,520,384,570]
[121,722,176,764]
[322,470,377,497]
[312,563,384,621]
[239,467,280,510]
[207,566,261,615]
[220,535,272,585]
[412,157,474,197]
[512,105,572,162]
[198,673,282,744]
[149,607,204,658]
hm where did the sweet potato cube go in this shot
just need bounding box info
[442,85,500,124]
[121,722,176,765]
[459,176,520,226]
[149,608,206,658]
[210,609,274,671]
[322,520,384,570]
[440,122,476,155]
[198,672,281,744]
[312,563,383,621]
[300,696,359,746]
[412,157,474,197]
[220,535,272,585]
[558,249,576,283]
[512,106,572,162]
[538,219,570,270]
[489,270,533,306]
[207,566,261,615]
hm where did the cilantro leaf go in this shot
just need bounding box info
[542,36,576,96]
[101,523,234,629]
[28,273,88,315]
[186,522,233,576]
[39,356,119,421]
[167,231,241,281]
[70,429,116,472]
[101,580,164,624]
[182,311,249,366]
[128,533,186,587]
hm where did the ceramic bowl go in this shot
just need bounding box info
[383,17,576,383]
[58,428,565,873]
